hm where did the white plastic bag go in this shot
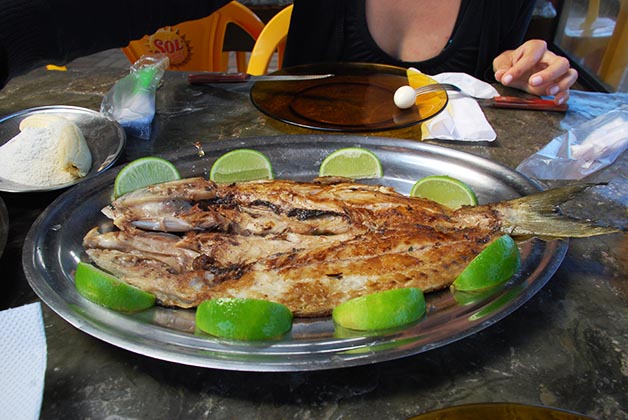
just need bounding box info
[101,55,169,140]
[517,104,628,180]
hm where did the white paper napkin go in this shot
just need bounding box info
[415,70,499,142]
[0,303,47,420]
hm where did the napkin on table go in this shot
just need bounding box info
[0,302,47,420]
[410,69,498,142]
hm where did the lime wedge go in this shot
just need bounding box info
[319,147,383,179]
[74,262,156,312]
[209,149,273,183]
[113,157,181,198]
[332,288,426,331]
[410,175,477,209]
[196,298,292,341]
[452,235,521,292]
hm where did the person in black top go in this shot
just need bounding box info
[284,0,577,105]
[0,0,576,103]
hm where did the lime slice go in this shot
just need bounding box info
[209,149,273,183]
[196,298,292,341]
[74,262,156,312]
[452,235,521,292]
[113,157,181,198]
[319,147,383,179]
[332,288,426,331]
[410,175,477,209]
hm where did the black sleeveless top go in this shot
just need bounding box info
[284,0,535,81]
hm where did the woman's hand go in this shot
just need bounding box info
[493,39,578,105]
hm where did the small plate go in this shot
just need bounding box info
[250,63,448,132]
[0,106,126,193]
[409,403,595,419]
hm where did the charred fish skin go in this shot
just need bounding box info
[85,225,497,315]
[84,178,621,316]
[103,177,457,235]
[176,231,357,267]
[85,248,216,308]
[217,227,497,317]
[102,178,220,232]
[83,227,200,273]
[102,178,620,239]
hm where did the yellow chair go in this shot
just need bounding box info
[122,1,264,72]
[247,4,293,75]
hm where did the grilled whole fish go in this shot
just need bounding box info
[102,177,455,234]
[84,177,620,317]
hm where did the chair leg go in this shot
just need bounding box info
[236,52,248,73]
[220,51,230,72]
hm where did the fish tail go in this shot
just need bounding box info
[494,184,622,239]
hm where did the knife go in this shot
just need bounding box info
[415,83,569,112]
[476,96,568,112]
[188,72,334,85]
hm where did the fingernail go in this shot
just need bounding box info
[556,95,565,105]
[549,85,559,95]
[530,76,543,86]
[502,74,513,85]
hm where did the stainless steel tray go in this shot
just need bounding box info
[23,135,567,371]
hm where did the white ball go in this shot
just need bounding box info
[393,85,417,109]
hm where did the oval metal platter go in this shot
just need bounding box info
[23,135,567,371]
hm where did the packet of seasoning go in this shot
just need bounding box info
[100,54,169,140]
[517,104,628,180]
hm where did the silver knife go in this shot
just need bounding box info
[188,72,334,84]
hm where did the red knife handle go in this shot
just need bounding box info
[492,96,568,112]
[188,72,251,84]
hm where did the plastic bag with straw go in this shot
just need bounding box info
[101,55,169,140]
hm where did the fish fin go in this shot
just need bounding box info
[495,184,623,239]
